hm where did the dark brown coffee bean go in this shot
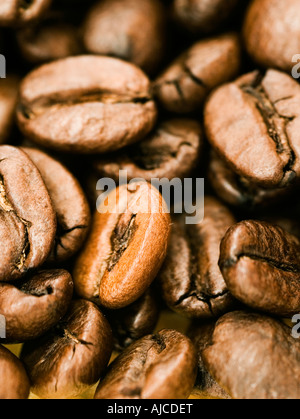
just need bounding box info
[108,288,159,351]
[188,321,230,399]
[158,197,236,318]
[0,269,73,343]
[205,70,300,188]
[22,147,91,262]
[0,344,30,399]
[0,76,19,144]
[0,145,56,282]
[82,0,166,74]
[17,21,81,64]
[93,119,202,182]
[17,56,157,154]
[74,181,171,309]
[243,0,300,73]
[94,329,197,399]
[154,33,240,114]
[0,0,52,27]
[21,299,113,399]
[173,0,239,34]
[202,311,300,399]
[208,151,294,209]
[219,220,300,316]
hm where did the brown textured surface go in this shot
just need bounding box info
[83,0,165,74]
[219,220,300,316]
[93,119,202,182]
[205,70,300,188]
[0,145,56,282]
[0,270,73,343]
[22,147,91,262]
[158,197,236,318]
[154,33,240,114]
[0,76,19,144]
[202,311,300,399]
[95,329,197,399]
[17,55,157,153]
[0,0,51,26]
[21,300,113,399]
[74,181,171,309]
[244,0,300,72]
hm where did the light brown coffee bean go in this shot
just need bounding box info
[0,269,73,343]
[93,119,203,182]
[0,0,52,27]
[74,181,171,309]
[202,311,300,399]
[158,197,236,318]
[21,299,113,399]
[22,147,91,262]
[94,329,197,399]
[219,220,300,317]
[17,55,157,153]
[0,145,56,282]
[154,33,240,114]
[0,344,30,399]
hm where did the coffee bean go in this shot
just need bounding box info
[0,344,30,399]
[208,151,294,209]
[82,0,166,74]
[22,147,91,262]
[205,70,300,188]
[17,20,81,63]
[219,220,300,316]
[93,119,203,182]
[0,0,52,27]
[107,288,159,351]
[188,321,230,399]
[154,33,240,114]
[94,329,197,399]
[158,197,236,318]
[244,0,300,73]
[0,269,73,343]
[0,145,56,282]
[21,299,113,399]
[0,76,19,144]
[202,311,300,399]
[17,55,157,153]
[173,0,239,34]
[74,181,171,309]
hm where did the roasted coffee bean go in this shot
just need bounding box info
[202,311,300,399]
[94,329,197,399]
[74,181,171,309]
[219,220,300,316]
[0,145,56,282]
[22,147,91,262]
[21,299,113,399]
[17,56,157,153]
[82,0,165,74]
[93,119,202,182]
[244,0,300,73]
[158,197,236,318]
[0,76,19,144]
[188,321,230,399]
[205,70,300,189]
[173,0,239,34]
[0,0,52,27]
[0,269,73,343]
[17,21,81,63]
[208,151,294,209]
[154,33,240,114]
[0,344,30,399]
[108,288,159,351]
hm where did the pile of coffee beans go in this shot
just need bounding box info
[0,0,300,400]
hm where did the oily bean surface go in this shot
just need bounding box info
[202,311,300,399]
